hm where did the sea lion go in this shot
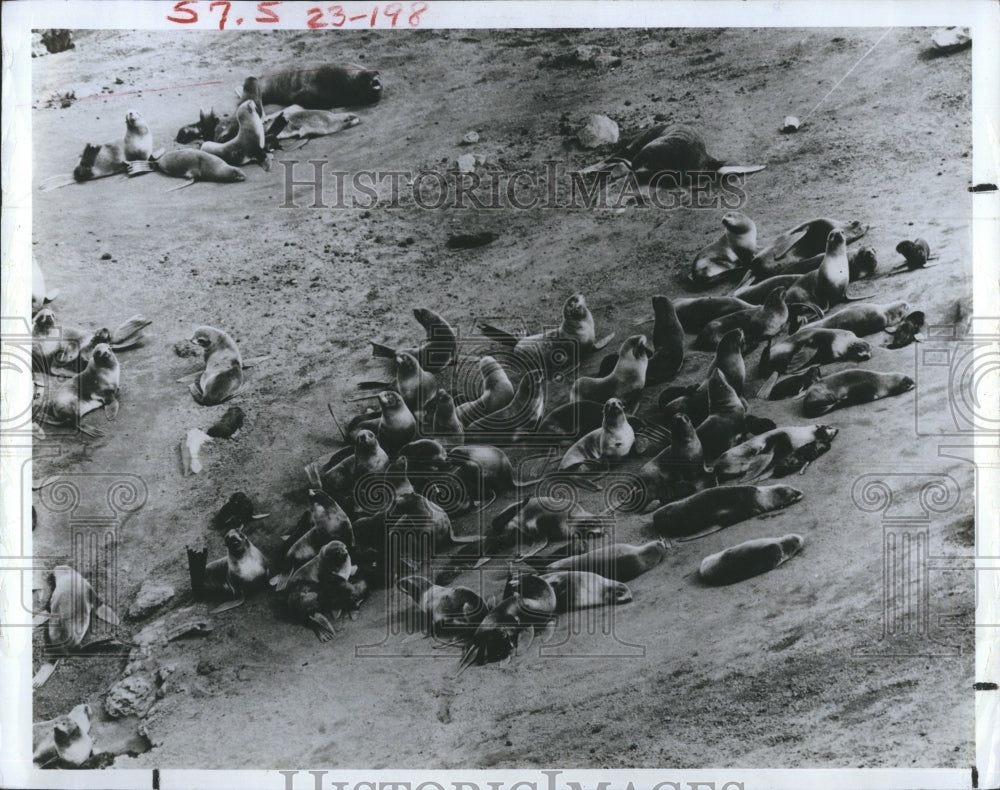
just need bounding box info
[33,704,94,768]
[271,491,355,590]
[672,296,754,334]
[699,534,805,585]
[730,274,801,305]
[761,327,871,375]
[344,390,417,456]
[802,369,915,417]
[466,370,545,436]
[432,389,465,444]
[212,76,265,144]
[38,566,119,654]
[201,99,269,169]
[478,294,614,377]
[694,287,788,351]
[387,351,437,411]
[742,217,868,284]
[285,540,367,642]
[399,438,450,474]
[127,149,246,188]
[39,343,120,435]
[543,539,669,581]
[32,312,149,373]
[652,484,804,540]
[211,491,269,530]
[804,301,910,337]
[188,326,243,405]
[206,405,245,438]
[528,398,663,445]
[892,239,934,271]
[397,575,487,639]
[370,307,457,373]
[690,212,757,287]
[708,424,839,482]
[446,444,546,503]
[606,296,684,384]
[176,108,224,145]
[659,328,745,422]
[634,413,706,507]
[308,429,390,497]
[569,335,653,409]
[123,109,153,161]
[260,65,383,108]
[784,230,853,309]
[455,355,516,427]
[537,570,633,612]
[695,368,747,461]
[558,398,635,471]
[755,245,878,281]
[885,311,926,348]
[757,365,824,400]
[266,106,360,148]
[487,495,615,559]
[195,528,269,612]
[583,125,764,182]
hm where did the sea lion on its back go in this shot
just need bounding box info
[690,212,757,287]
[261,65,383,108]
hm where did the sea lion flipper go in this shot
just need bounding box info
[476,322,520,347]
[742,453,775,483]
[94,604,119,626]
[103,399,120,421]
[592,332,616,351]
[772,227,810,262]
[166,179,197,192]
[38,174,78,192]
[209,594,246,614]
[786,346,819,374]
[32,661,58,689]
[756,372,780,399]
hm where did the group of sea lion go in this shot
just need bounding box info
[38,65,380,192]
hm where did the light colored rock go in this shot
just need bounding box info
[128,581,175,620]
[456,154,477,174]
[578,114,619,149]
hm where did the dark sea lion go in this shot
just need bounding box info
[761,327,871,375]
[694,287,788,351]
[672,296,754,334]
[488,496,615,559]
[127,149,246,188]
[660,328,745,422]
[195,529,269,612]
[690,211,757,287]
[260,65,383,108]
[708,424,839,482]
[370,307,457,373]
[454,355,515,427]
[285,540,367,642]
[570,335,653,409]
[308,429,389,497]
[210,491,269,530]
[446,444,547,502]
[271,490,354,589]
[695,369,747,462]
[397,575,487,639]
[742,217,868,284]
[699,534,804,585]
[213,76,265,143]
[558,398,635,471]
[885,311,926,348]
[201,99,269,169]
[647,294,686,384]
[543,539,669,581]
[634,413,706,508]
[893,239,934,271]
[802,369,915,417]
[344,390,416,456]
[432,389,465,444]
[206,405,245,438]
[652,484,804,540]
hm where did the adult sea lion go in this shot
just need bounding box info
[652,485,804,540]
[690,212,757,287]
[543,539,669,581]
[699,534,804,585]
[260,65,383,108]
[802,369,915,416]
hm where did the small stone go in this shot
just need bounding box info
[577,114,619,148]
[461,131,479,145]
[100,252,112,260]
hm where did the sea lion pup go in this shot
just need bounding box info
[690,212,758,287]
[211,77,265,144]
[804,301,910,337]
[672,296,754,334]
[210,491,269,531]
[757,364,824,400]
[59,110,153,186]
[431,389,465,444]
[801,369,915,417]
[582,125,764,182]
[604,296,684,385]
[32,258,59,314]
[892,239,935,272]
[187,326,243,405]
[193,528,269,612]
[397,575,487,639]
[266,106,360,149]
[260,65,383,108]
[569,335,653,409]
[760,327,872,375]
[652,484,804,540]
[37,566,119,654]
[659,328,746,423]
[201,99,269,170]
[699,534,805,585]
[33,704,94,767]
[207,405,245,438]
[486,495,616,560]
[695,368,747,462]
[127,149,246,189]
[885,310,926,349]
[176,108,224,144]
[694,287,788,352]
[32,311,150,373]
[271,491,355,590]
[446,445,546,504]
[455,356,516,426]
[370,307,457,373]
[477,294,615,377]
[708,424,840,482]
[536,570,633,612]
[459,573,557,671]
[543,539,669,581]
[123,109,154,160]
[341,390,417,456]
[558,398,635,471]
[307,429,389,497]
[783,230,862,310]
[358,351,436,411]
[741,217,868,285]
[285,540,367,642]
[466,370,545,435]
[39,343,120,436]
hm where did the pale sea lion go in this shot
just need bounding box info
[39,343,120,435]
[742,217,868,284]
[33,703,94,768]
[761,327,871,375]
[32,258,59,314]
[127,149,246,189]
[804,301,910,337]
[570,335,653,409]
[544,539,669,581]
[39,566,119,654]
[196,528,269,612]
[455,355,516,427]
[558,398,635,470]
[802,369,915,417]
[784,230,853,309]
[267,106,360,149]
[690,211,757,287]
[271,490,355,591]
[201,99,269,169]
[652,485,804,540]
[708,425,839,482]
[123,109,154,161]
[538,570,633,612]
[188,326,243,405]
[699,534,805,585]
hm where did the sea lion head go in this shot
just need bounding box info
[33,309,56,333]
[706,368,740,412]
[190,326,224,352]
[883,301,910,327]
[318,540,352,574]
[397,574,432,604]
[719,327,746,355]
[563,294,589,322]
[355,429,379,456]
[412,307,434,327]
[763,484,805,508]
[602,397,627,427]
[763,286,787,311]
[893,375,916,394]
[434,389,455,414]
[89,343,116,367]
[395,352,419,376]
[622,334,654,361]
[779,533,806,557]
[357,69,383,104]
[378,390,405,413]
[224,528,250,557]
[852,246,878,279]
[814,425,839,442]
[479,355,503,379]
[721,211,754,236]
[400,438,448,469]
[826,229,847,254]
[603,579,634,606]
[236,99,257,120]
[125,109,146,130]
[847,339,872,362]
